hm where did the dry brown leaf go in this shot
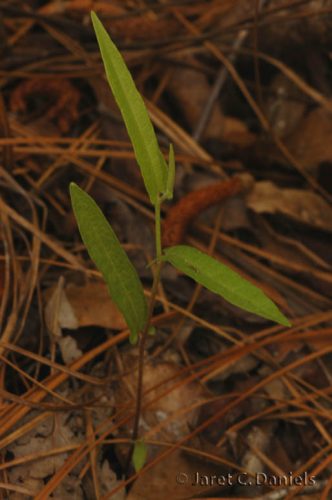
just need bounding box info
[45,280,127,331]
[259,366,293,411]
[221,116,257,147]
[51,476,83,500]
[58,335,83,365]
[44,277,82,363]
[113,357,211,497]
[65,281,127,330]
[286,107,332,171]
[240,424,277,490]
[7,413,83,495]
[168,61,256,146]
[44,278,78,336]
[44,279,127,364]
[247,181,332,231]
[118,357,207,443]
[127,449,229,500]
[97,460,125,500]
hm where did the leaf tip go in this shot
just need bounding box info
[90,11,102,33]
[90,10,98,22]
[266,306,292,328]
[279,316,292,328]
[69,182,79,197]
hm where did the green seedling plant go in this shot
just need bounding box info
[70,11,291,474]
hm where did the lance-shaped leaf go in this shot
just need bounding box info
[91,11,167,205]
[163,245,291,327]
[70,183,147,343]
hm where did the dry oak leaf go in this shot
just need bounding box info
[247,180,332,232]
[286,107,332,171]
[44,280,127,330]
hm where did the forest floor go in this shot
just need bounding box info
[1,1,332,499]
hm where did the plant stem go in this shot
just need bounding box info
[126,197,163,472]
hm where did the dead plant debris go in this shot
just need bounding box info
[1,1,332,499]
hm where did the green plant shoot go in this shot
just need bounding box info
[86,12,291,327]
[69,11,291,474]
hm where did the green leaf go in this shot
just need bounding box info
[70,183,147,343]
[91,11,167,205]
[132,439,147,472]
[163,245,291,327]
[164,143,175,200]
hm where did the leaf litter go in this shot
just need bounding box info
[1,0,332,498]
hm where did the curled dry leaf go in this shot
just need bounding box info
[247,180,332,232]
[285,107,332,171]
[44,278,78,336]
[44,277,82,364]
[44,280,127,331]
[10,78,80,133]
[57,335,83,365]
[65,281,127,330]
[44,279,127,364]
[162,174,254,247]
